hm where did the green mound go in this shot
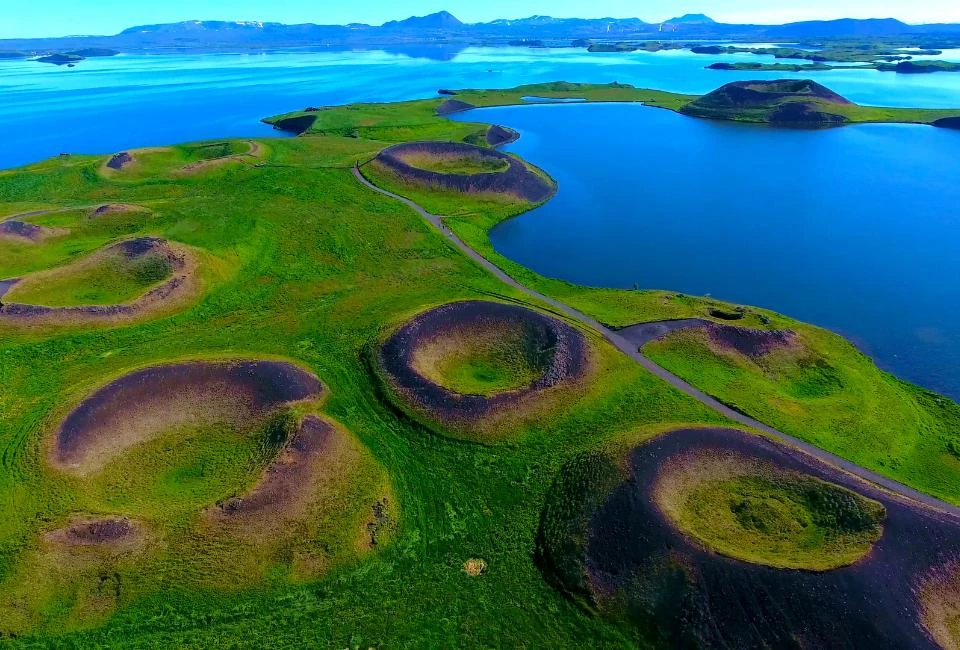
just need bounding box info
[411,322,548,396]
[4,238,176,307]
[680,79,853,126]
[654,451,885,570]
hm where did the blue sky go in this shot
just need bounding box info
[3,0,959,39]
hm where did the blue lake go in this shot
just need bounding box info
[2,46,960,398]
[456,103,960,399]
[3,46,960,169]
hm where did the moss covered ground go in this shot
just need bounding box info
[653,452,885,570]
[411,324,546,397]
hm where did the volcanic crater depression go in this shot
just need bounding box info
[0,237,199,325]
[51,359,322,473]
[538,427,960,648]
[371,141,555,203]
[377,301,591,440]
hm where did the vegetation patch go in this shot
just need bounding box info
[538,427,959,647]
[4,237,178,308]
[652,449,884,570]
[643,319,960,502]
[377,300,592,441]
[397,149,509,176]
[371,141,555,202]
[0,237,203,327]
[51,359,322,473]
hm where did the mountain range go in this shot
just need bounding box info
[2,11,959,58]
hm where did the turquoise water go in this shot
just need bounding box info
[455,103,960,399]
[2,46,960,169]
[3,46,960,398]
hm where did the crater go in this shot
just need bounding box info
[51,360,322,473]
[652,447,884,570]
[0,237,200,326]
[537,427,960,647]
[371,141,555,203]
[377,300,590,440]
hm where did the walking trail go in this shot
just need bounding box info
[353,166,960,520]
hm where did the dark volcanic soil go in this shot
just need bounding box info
[0,220,46,241]
[375,141,555,203]
[378,300,589,426]
[215,415,338,519]
[582,427,960,648]
[47,517,138,547]
[106,152,133,170]
[934,116,960,129]
[435,99,476,116]
[486,125,519,147]
[53,360,322,470]
[681,79,853,127]
[0,278,18,299]
[706,323,795,357]
[617,319,712,349]
[117,236,166,258]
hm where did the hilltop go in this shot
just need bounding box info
[681,79,855,126]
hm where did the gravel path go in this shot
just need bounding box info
[352,166,960,520]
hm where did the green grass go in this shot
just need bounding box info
[657,466,885,571]
[0,208,158,280]
[2,79,957,646]
[400,152,509,175]
[5,246,174,307]
[643,327,960,506]
[0,116,725,646]
[412,324,546,396]
[353,92,960,510]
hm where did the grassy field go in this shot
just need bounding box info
[0,119,728,646]
[2,80,959,646]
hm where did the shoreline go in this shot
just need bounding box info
[352,164,960,519]
[447,98,959,401]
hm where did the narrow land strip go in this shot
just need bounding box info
[352,166,960,520]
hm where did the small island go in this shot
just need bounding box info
[35,48,119,66]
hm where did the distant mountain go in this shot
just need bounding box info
[382,11,463,30]
[1,12,959,60]
[120,20,273,34]
[767,18,912,38]
[666,14,716,25]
